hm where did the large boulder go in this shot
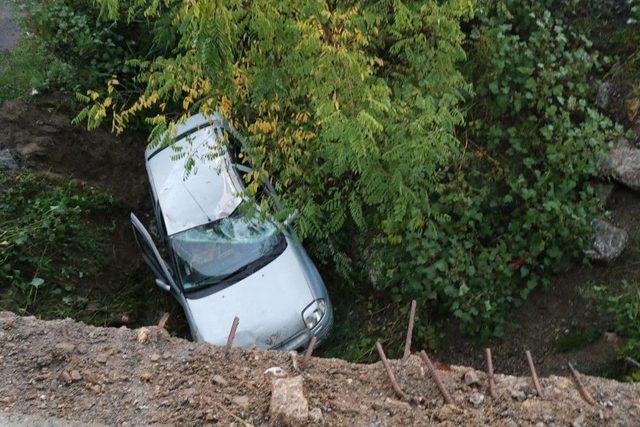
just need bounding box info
[603,141,640,191]
[585,219,628,262]
[269,375,309,426]
[0,148,18,171]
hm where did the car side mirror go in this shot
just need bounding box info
[284,210,300,227]
[155,278,171,292]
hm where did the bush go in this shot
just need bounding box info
[0,173,113,316]
[9,0,619,347]
[596,281,640,380]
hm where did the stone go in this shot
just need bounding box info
[603,140,640,191]
[54,343,75,354]
[16,141,46,158]
[137,328,150,343]
[463,370,481,387]
[231,395,249,410]
[585,219,628,262]
[140,372,153,382]
[510,389,527,402]
[309,408,323,423]
[269,375,309,425]
[212,375,228,387]
[70,370,82,382]
[150,353,161,362]
[60,371,72,385]
[468,392,484,407]
[0,149,18,170]
[597,82,617,111]
[95,353,108,364]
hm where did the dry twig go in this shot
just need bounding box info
[225,317,240,356]
[375,341,409,401]
[568,363,596,405]
[403,300,417,359]
[525,350,543,397]
[301,336,317,370]
[626,357,640,370]
[419,351,454,405]
[157,312,170,329]
[485,348,497,398]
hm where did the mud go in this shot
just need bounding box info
[1,311,639,425]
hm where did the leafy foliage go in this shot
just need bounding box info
[596,281,640,380]
[6,0,621,347]
[0,173,112,316]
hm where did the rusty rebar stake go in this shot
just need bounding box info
[403,300,417,359]
[485,348,497,398]
[568,363,595,405]
[375,341,409,401]
[301,335,317,370]
[225,317,240,356]
[419,351,454,405]
[525,350,543,397]
[157,312,170,329]
[626,357,640,370]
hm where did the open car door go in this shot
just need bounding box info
[130,212,179,294]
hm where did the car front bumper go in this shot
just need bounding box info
[273,306,334,352]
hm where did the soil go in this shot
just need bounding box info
[437,185,640,378]
[1,311,639,426]
[0,93,189,333]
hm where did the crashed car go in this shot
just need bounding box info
[131,113,333,350]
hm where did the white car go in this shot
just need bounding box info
[131,113,333,350]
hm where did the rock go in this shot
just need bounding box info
[585,219,628,262]
[269,375,309,425]
[593,182,615,207]
[309,408,323,423]
[212,375,228,387]
[54,343,75,354]
[603,141,640,191]
[468,392,484,407]
[572,414,586,427]
[383,397,411,413]
[264,366,286,378]
[140,372,152,382]
[150,353,160,362]
[597,82,617,111]
[137,328,150,343]
[626,97,640,122]
[70,370,82,382]
[510,389,527,402]
[95,353,108,364]
[231,395,249,410]
[463,370,481,387]
[60,371,72,385]
[16,140,46,158]
[0,149,18,170]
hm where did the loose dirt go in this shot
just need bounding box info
[1,311,639,425]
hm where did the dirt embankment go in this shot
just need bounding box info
[0,312,639,426]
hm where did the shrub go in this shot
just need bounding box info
[0,173,113,316]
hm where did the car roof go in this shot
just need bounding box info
[145,113,245,236]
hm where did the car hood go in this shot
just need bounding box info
[184,241,315,348]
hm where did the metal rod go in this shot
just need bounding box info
[375,341,409,401]
[626,357,640,369]
[568,363,595,405]
[157,312,170,329]
[225,317,240,356]
[419,351,454,405]
[403,300,417,359]
[525,350,543,397]
[301,336,317,370]
[485,348,497,398]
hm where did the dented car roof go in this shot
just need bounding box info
[145,114,245,236]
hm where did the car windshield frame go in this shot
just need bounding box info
[169,206,287,293]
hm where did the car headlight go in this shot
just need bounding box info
[302,299,326,330]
